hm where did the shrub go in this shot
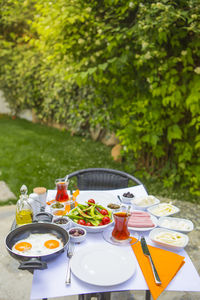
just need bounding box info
[0,0,199,196]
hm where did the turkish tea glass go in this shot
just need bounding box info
[55,179,69,202]
[112,212,130,242]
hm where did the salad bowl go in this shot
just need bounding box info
[67,200,114,233]
[70,219,113,233]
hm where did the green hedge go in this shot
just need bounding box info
[0,0,200,196]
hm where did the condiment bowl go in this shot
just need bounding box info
[53,216,71,231]
[132,195,160,210]
[68,227,87,243]
[158,216,194,233]
[147,202,180,217]
[50,202,65,211]
[121,191,135,204]
[149,228,189,251]
[106,203,121,213]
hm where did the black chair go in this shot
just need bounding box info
[66,168,149,300]
[67,168,147,192]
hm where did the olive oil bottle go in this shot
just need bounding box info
[16,185,33,226]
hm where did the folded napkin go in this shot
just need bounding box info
[130,237,185,300]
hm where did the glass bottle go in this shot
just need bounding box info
[16,185,33,226]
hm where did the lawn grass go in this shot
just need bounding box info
[0,115,199,205]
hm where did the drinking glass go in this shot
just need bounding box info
[112,212,130,242]
[55,179,69,202]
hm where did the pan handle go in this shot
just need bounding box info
[18,258,47,270]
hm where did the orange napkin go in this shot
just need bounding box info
[130,237,185,300]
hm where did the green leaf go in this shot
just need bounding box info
[167,125,182,143]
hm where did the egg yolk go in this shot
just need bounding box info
[15,242,32,252]
[44,239,60,249]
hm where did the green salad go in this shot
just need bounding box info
[67,199,112,226]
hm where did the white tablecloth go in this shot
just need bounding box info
[31,186,200,299]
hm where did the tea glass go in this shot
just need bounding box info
[112,212,130,242]
[55,179,69,202]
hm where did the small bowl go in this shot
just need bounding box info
[158,216,194,233]
[68,227,87,243]
[53,216,71,231]
[52,208,66,217]
[133,195,160,210]
[106,203,121,213]
[121,192,134,204]
[50,202,65,210]
[149,228,189,251]
[147,202,180,217]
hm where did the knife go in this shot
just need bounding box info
[140,236,162,285]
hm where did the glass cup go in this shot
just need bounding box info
[112,212,131,242]
[55,179,69,202]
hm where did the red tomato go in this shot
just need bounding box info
[86,222,93,226]
[102,216,111,225]
[88,199,95,205]
[78,219,86,225]
[98,221,104,226]
[100,209,108,215]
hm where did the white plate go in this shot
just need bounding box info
[158,216,194,233]
[76,191,120,207]
[128,214,158,232]
[132,195,160,210]
[70,244,136,286]
[147,202,180,217]
[149,228,189,251]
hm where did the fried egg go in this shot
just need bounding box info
[12,233,63,256]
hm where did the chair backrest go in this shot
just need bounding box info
[67,168,146,191]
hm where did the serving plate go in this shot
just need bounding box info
[70,244,136,286]
[128,214,158,232]
[147,202,180,217]
[149,228,189,251]
[132,195,160,210]
[158,216,194,233]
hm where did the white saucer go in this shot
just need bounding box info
[103,227,139,246]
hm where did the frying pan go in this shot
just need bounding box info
[5,222,69,271]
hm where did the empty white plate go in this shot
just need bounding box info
[70,244,136,286]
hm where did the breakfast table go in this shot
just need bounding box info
[29,185,200,300]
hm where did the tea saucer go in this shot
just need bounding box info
[103,227,139,246]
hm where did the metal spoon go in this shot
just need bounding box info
[117,195,122,203]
